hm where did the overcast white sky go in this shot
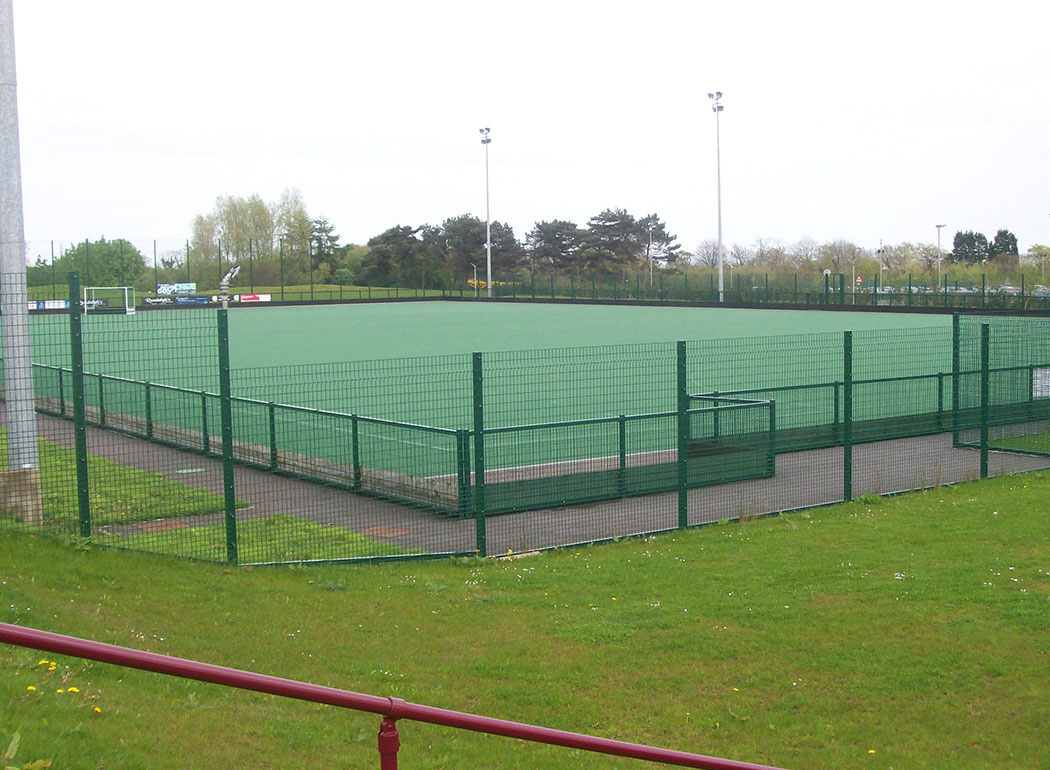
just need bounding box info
[10,0,1050,257]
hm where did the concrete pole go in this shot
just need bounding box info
[0,0,41,523]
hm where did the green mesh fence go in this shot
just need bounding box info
[5,277,1050,566]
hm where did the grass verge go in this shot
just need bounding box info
[2,472,1049,769]
[1,430,229,526]
[95,513,413,563]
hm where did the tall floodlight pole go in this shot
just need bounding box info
[0,0,41,523]
[479,127,492,298]
[936,224,946,291]
[648,225,654,286]
[708,92,725,302]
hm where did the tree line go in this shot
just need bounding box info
[26,189,1046,291]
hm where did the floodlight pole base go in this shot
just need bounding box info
[0,467,42,526]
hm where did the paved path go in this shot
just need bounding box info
[11,407,1050,560]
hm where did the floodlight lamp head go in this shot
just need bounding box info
[220,264,240,295]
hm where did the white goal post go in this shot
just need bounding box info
[83,286,136,314]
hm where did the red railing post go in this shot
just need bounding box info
[377,718,400,769]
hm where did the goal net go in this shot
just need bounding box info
[83,286,136,315]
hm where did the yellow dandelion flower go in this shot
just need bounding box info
[26,685,36,692]
[732,687,739,692]
[67,686,80,693]
[56,689,64,694]
[93,706,101,714]
[37,659,49,666]
[868,749,876,754]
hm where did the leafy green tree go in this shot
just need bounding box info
[951,231,990,264]
[989,228,1018,258]
[43,238,148,288]
[816,240,868,272]
[438,214,523,278]
[360,226,423,284]
[525,220,585,273]
[581,208,642,276]
[638,214,681,268]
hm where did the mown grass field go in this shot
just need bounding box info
[2,471,1049,769]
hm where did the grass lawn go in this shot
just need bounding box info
[2,471,1049,769]
[0,430,229,527]
[96,513,413,564]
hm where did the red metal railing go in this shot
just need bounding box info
[0,622,789,769]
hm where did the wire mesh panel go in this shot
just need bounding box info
[9,289,1050,566]
[685,334,844,523]
[957,317,1050,466]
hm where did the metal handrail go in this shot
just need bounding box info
[0,622,788,770]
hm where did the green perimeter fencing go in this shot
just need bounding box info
[4,272,1050,565]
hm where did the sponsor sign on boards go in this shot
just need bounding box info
[175,296,210,305]
[236,294,272,303]
[156,283,197,295]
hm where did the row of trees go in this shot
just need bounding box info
[26,193,1047,291]
[359,209,680,287]
[694,227,1031,281]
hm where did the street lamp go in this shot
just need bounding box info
[936,224,946,292]
[479,127,492,298]
[708,91,725,303]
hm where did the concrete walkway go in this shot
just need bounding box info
[10,406,1050,560]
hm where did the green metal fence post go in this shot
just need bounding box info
[824,273,830,305]
[269,402,279,472]
[456,429,471,515]
[144,382,153,441]
[68,272,92,538]
[843,330,853,502]
[97,374,105,427]
[472,352,486,555]
[712,391,721,439]
[767,400,777,475]
[676,341,689,529]
[351,414,361,489]
[951,313,961,446]
[201,390,210,455]
[980,323,989,479]
[217,308,238,564]
[936,372,945,431]
[833,382,841,442]
[618,414,627,497]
